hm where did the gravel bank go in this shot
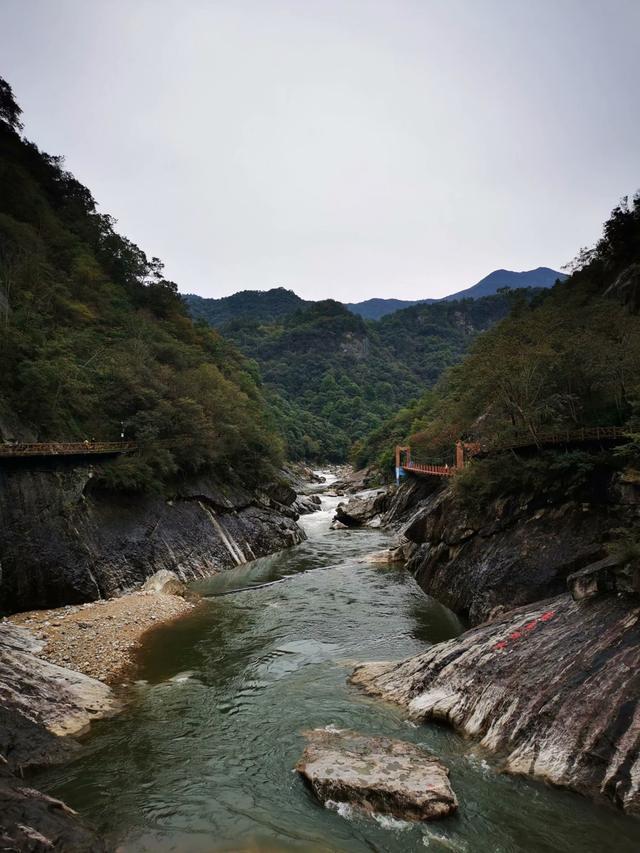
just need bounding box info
[7,591,196,684]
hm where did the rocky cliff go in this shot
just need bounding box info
[0,458,305,615]
[385,468,640,625]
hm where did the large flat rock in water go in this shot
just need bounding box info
[296,728,457,821]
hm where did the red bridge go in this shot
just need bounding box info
[396,426,628,481]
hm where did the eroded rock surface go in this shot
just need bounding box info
[0,623,118,750]
[351,593,640,812]
[0,462,306,614]
[384,469,640,625]
[296,728,457,821]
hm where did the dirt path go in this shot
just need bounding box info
[8,590,196,684]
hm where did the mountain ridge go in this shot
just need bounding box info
[184,266,566,325]
[345,266,566,319]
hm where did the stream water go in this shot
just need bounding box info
[36,475,640,852]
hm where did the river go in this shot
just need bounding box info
[35,475,640,852]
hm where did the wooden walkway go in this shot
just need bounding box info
[0,441,137,459]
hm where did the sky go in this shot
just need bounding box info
[1,0,639,301]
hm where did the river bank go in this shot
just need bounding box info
[6,587,197,684]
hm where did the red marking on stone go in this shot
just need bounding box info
[509,631,522,640]
[539,610,556,622]
[523,621,537,631]
[494,640,508,650]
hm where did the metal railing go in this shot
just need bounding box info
[403,460,454,478]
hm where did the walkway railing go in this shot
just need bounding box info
[0,441,137,459]
[403,461,454,478]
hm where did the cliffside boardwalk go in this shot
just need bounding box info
[396,426,629,483]
[0,441,137,459]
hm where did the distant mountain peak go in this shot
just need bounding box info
[346,267,566,319]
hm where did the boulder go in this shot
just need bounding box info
[141,569,186,596]
[351,592,640,813]
[296,728,457,821]
[334,491,389,527]
[292,494,322,516]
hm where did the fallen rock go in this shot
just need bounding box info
[568,554,640,600]
[351,593,640,813]
[296,728,457,821]
[332,467,383,494]
[141,569,186,596]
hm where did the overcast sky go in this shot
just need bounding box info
[1,1,639,301]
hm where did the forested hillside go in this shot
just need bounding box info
[193,290,530,460]
[356,197,640,475]
[0,77,282,490]
[185,287,308,328]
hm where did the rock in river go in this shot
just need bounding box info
[296,728,458,821]
[334,491,389,528]
[351,592,640,813]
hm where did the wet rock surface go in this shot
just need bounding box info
[0,759,106,853]
[0,461,306,614]
[351,593,640,813]
[296,728,457,821]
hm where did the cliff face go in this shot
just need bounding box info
[0,458,305,615]
[385,470,640,625]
